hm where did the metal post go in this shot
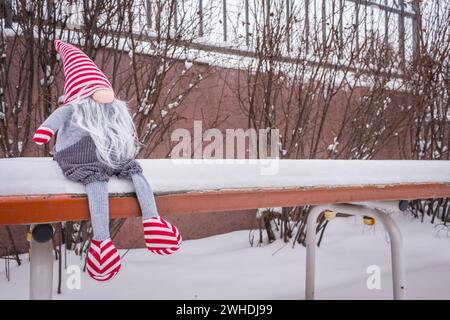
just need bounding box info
[305,205,327,300]
[321,0,326,48]
[305,203,406,300]
[222,0,227,42]
[411,0,421,57]
[376,209,406,299]
[199,0,203,37]
[398,0,406,68]
[286,0,291,52]
[30,224,54,300]
[244,0,249,46]
[304,0,309,54]
[146,0,152,30]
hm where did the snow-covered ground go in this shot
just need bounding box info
[1,212,450,300]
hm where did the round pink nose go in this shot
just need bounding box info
[92,90,115,104]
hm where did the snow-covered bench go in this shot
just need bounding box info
[1,157,450,300]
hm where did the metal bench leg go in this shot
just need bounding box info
[305,205,329,300]
[305,203,406,300]
[30,224,54,300]
[375,209,406,300]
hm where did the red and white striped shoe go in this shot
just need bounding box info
[86,238,121,281]
[143,217,182,255]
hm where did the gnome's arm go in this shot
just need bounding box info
[33,105,73,145]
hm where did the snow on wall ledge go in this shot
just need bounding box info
[0,157,449,196]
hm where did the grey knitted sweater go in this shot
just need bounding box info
[36,105,89,153]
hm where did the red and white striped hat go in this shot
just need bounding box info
[55,40,113,105]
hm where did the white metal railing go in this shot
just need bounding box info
[2,0,419,74]
[4,0,418,57]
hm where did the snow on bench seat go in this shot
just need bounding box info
[1,157,450,196]
[0,157,450,225]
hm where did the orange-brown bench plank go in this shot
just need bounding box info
[1,183,450,225]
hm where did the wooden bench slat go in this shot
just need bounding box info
[1,183,450,225]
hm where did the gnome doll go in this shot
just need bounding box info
[33,40,182,281]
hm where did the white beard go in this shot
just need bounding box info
[70,97,139,168]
